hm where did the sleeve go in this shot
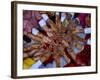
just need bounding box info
[41,14,49,21]
[39,19,46,28]
[30,60,43,69]
[56,12,60,15]
[84,27,91,34]
[87,38,91,45]
[61,13,66,22]
[32,28,39,35]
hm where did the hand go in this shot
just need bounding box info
[42,36,51,43]
[40,53,51,63]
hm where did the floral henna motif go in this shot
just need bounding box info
[23,12,88,68]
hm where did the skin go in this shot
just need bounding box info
[23,12,88,68]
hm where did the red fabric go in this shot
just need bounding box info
[77,13,90,28]
[23,10,32,20]
[85,34,91,40]
[44,55,53,64]
[76,45,91,66]
[64,63,80,67]
[78,13,87,27]
[23,11,42,33]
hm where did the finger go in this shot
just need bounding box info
[41,14,56,31]
[23,53,29,58]
[55,12,62,30]
[28,49,38,56]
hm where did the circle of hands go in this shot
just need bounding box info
[23,12,85,67]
